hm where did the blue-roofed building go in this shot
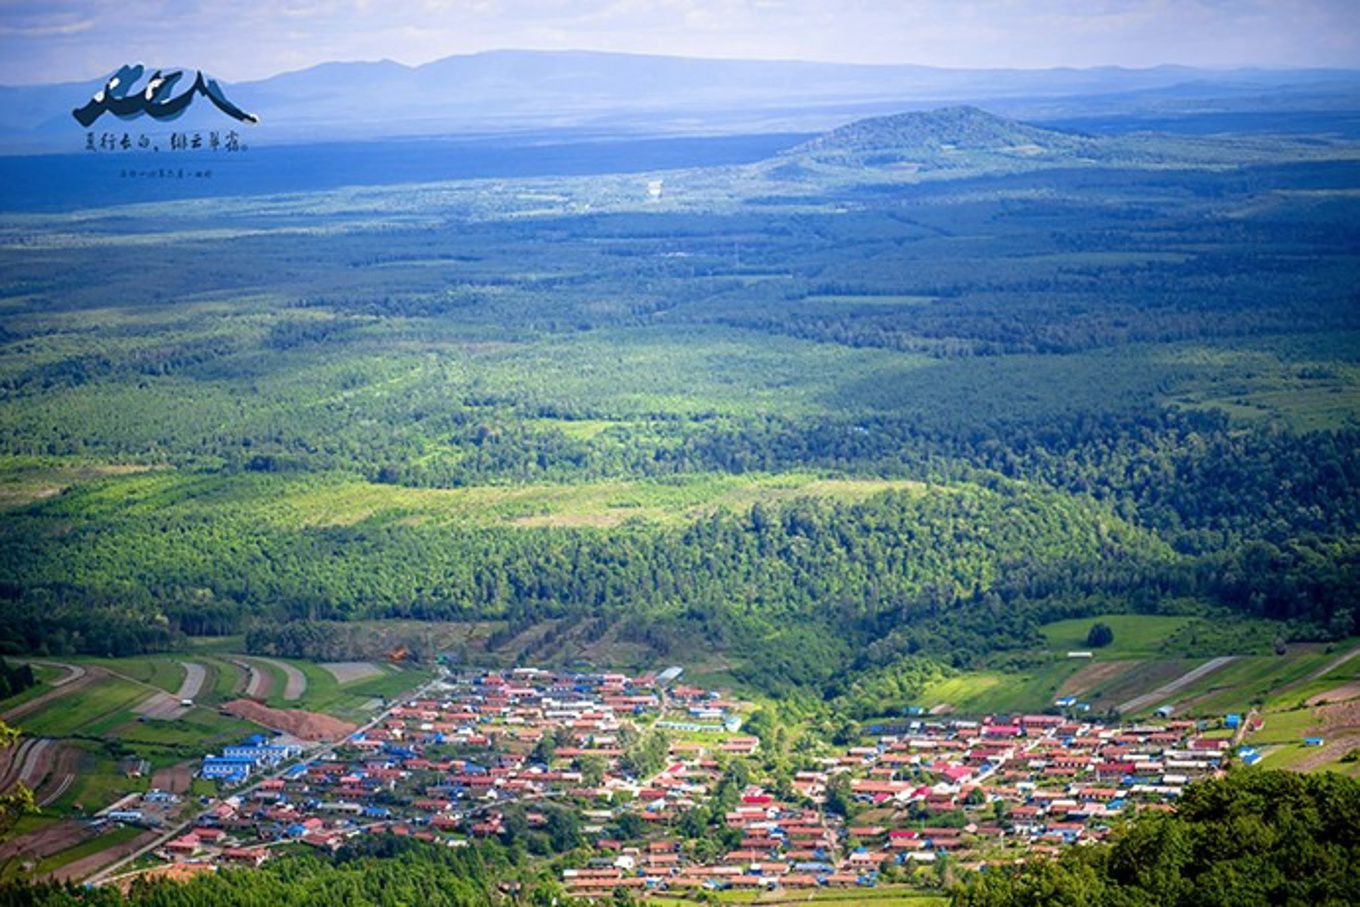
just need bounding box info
[202,756,256,780]
[223,743,303,767]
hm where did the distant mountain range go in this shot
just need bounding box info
[3,49,1359,153]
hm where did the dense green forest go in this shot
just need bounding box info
[952,769,1360,906]
[1,109,1359,703]
[0,836,515,906]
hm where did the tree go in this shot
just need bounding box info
[545,807,581,853]
[1086,623,1115,648]
[575,753,606,788]
[0,720,34,841]
[825,773,857,820]
[531,734,556,766]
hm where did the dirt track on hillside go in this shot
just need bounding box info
[231,659,273,699]
[2,665,105,723]
[1118,657,1237,715]
[46,829,160,883]
[176,662,207,701]
[0,819,91,866]
[1307,680,1360,707]
[253,658,307,700]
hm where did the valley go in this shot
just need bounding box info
[1,98,1359,903]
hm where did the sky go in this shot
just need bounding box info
[1,0,1358,86]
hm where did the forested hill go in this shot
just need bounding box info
[953,770,1360,906]
[787,106,1093,161]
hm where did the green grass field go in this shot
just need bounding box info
[18,676,152,738]
[82,657,186,694]
[1040,615,1203,658]
[45,745,140,814]
[915,614,1320,718]
[920,661,1083,715]
[26,469,931,534]
[291,659,430,719]
[1162,333,1360,431]
[196,657,249,703]
[110,707,257,749]
[1174,652,1333,715]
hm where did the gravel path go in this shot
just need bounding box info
[1304,644,1360,685]
[175,661,207,701]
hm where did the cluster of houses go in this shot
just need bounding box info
[200,735,305,785]
[101,788,181,829]
[557,712,1237,897]
[152,666,1244,899]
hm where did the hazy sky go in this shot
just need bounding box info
[1,0,1358,85]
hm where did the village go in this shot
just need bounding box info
[107,665,1245,899]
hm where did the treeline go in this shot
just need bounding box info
[952,769,1360,906]
[0,836,558,906]
[0,583,181,658]
[1,484,1172,668]
[4,424,1356,684]
[0,657,35,700]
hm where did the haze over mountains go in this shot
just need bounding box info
[4,49,1360,152]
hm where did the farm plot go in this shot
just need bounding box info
[0,819,95,868]
[43,826,158,883]
[2,738,84,807]
[222,699,356,742]
[320,661,385,684]
[149,760,194,795]
[1118,657,1238,715]
[34,742,85,808]
[254,658,308,701]
[2,664,101,723]
[9,670,156,737]
[128,660,210,721]
[229,658,273,699]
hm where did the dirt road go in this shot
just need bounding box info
[1118,656,1237,716]
[1304,644,1360,685]
[175,662,207,701]
[2,664,102,723]
[231,659,272,699]
[32,661,87,687]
